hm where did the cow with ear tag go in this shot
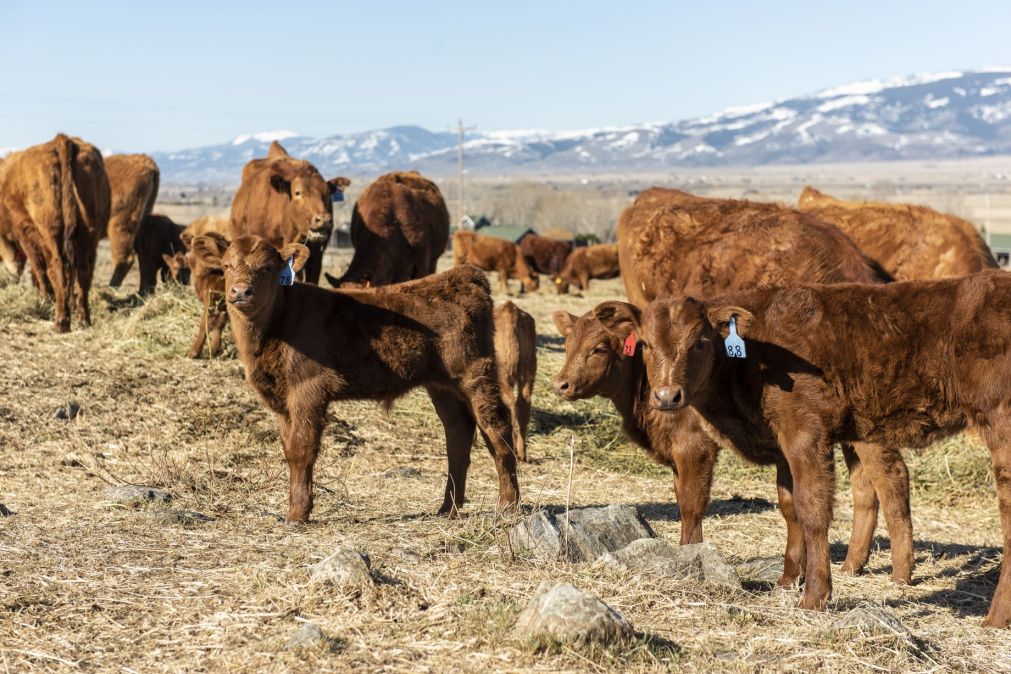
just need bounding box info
[189,235,521,526]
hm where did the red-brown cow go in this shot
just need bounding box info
[519,233,573,276]
[105,154,160,289]
[452,230,539,294]
[552,243,620,294]
[134,214,189,293]
[181,231,228,359]
[494,301,537,462]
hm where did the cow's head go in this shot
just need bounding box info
[161,252,191,285]
[190,235,309,318]
[552,310,627,400]
[514,252,539,293]
[267,158,350,243]
[552,273,572,295]
[594,298,753,411]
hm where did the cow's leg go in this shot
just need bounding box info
[782,438,835,611]
[460,358,520,511]
[74,245,96,326]
[107,218,134,287]
[776,461,806,587]
[427,387,476,516]
[209,309,227,356]
[578,272,590,292]
[982,422,1011,627]
[841,442,878,576]
[279,400,326,525]
[186,305,211,358]
[497,268,510,295]
[514,374,533,463]
[43,246,72,332]
[850,441,913,584]
[671,435,717,545]
[137,253,158,295]
[23,242,50,297]
[301,243,324,285]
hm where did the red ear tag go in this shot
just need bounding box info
[623,332,636,357]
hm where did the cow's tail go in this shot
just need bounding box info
[55,133,78,282]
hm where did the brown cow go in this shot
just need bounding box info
[553,243,620,294]
[0,134,110,331]
[452,230,539,294]
[617,187,888,307]
[519,233,573,276]
[798,186,997,279]
[181,213,230,247]
[494,301,537,462]
[325,171,449,288]
[105,154,160,289]
[595,271,1011,626]
[229,141,349,285]
[190,235,520,523]
[181,231,228,359]
[134,214,189,293]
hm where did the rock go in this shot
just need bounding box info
[284,623,336,651]
[105,485,173,504]
[148,510,214,526]
[53,401,81,420]
[737,556,784,584]
[310,547,374,590]
[379,466,422,479]
[598,539,742,589]
[510,505,653,562]
[390,547,422,564]
[514,581,633,647]
[832,604,911,637]
[0,503,13,517]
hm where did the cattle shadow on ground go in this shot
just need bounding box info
[636,496,777,522]
[536,334,565,353]
[530,408,599,435]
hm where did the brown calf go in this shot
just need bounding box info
[553,243,620,294]
[452,230,539,294]
[494,302,537,462]
[182,232,228,359]
[105,154,160,289]
[596,271,1011,627]
[134,214,189,294]
[190,235,520,523]
[519,233,573,276]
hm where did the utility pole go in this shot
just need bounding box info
[457,119,475,227]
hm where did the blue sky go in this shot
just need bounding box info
[1,1,1008,152]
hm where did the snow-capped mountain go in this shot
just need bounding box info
[153,68,1011,183]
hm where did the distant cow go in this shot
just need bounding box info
[553,243,620,294]
[494,301,537,462]
[452,230,539,294]
[190,235,521,523]
[596,271,1011,627]
[798,186,997,279]
[325,171,449,288]
[519,233,573,276]
[105,154,160,289]
[134,214,189,293]
[183,231,228,359]
[0,133,110,331]
[229,141,349,285]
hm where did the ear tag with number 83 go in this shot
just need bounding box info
[278,257,295,286]
[724,316,746,358]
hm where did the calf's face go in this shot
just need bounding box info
[552,311,623,399]
[162,252,191,285]
[190,235,309,317]
[594,299,753,411]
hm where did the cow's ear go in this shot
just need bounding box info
[162,253,176,267]
[328,176,351,194]
[593,301,641,339]
[180,231,194,250]
[706,305,754,338]
[269,173,290,195]
[191,235,228,270]
[268,141,289,159]
[279,243,310,273]
[553,310,577,337]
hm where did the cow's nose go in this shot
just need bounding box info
[229,284,253,302]
[312,213,332,227]
[553,378,571,397]
[652,386,683,409]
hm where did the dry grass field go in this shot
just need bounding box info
[3,242,1011,673]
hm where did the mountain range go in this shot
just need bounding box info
[152,68,1011,184]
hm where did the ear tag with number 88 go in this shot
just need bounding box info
[724,316,746,359]
[278,257,295,286]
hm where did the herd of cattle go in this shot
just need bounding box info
[4,133,1011,628]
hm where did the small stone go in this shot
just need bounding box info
[510,505,654,562]
[53,401,81,420]
[284,623,335,651]
[149,510,214,526]
[737,556,784,584]
[105,485,173,504]
[310,547,374,590]
[0,504,13,517]
[832,604,910,637]
[598,539,742,589]
[379,466,422,479]
[390,547,422,564]
[513,581,633,647]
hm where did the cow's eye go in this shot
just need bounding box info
[592,345,609,355]
[294,190,302,197]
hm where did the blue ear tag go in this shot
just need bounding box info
[278,257,295,286]
[724,316,746,358]
[333,190,344,203]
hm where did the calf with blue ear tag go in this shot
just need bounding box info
[724,315,746,358]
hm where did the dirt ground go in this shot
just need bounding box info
[3,247,1011,673]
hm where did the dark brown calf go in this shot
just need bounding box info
[134,214,189,294]
[182,232,228,359]
[553,243,620,294]
[596,271,1011,627]
[191,235,520,523]
[452,230,539,294]
[494,302,537,462]
[519,233,573,276]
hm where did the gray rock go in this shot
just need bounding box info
[514,581,633,647]
[737,556,785,584]
[510,505,653,562]
[149,510,214,526]
[0,503,13,517]
[598,539,742,589]
[390,547,422,564]
[310,547,374,590]
[53,401,81,420]
[105,485,173,504]
[284,623,334,651]
[832,604,911,637]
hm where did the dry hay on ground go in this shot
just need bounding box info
[2,251,1011,672]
